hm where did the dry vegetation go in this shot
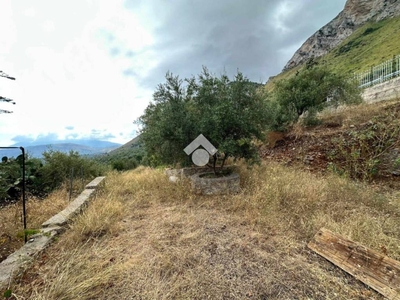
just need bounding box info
[5,162,399,299]
[0,187,72,262]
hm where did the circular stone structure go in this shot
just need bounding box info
[190,172,240,195]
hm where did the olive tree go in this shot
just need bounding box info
[137,67,270,172]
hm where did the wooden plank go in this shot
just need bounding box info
[308,228,400,300]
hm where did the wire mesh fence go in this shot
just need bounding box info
[355,55,400,88]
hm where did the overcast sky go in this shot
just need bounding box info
[0,0,347,147]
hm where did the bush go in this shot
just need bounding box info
[272,63,362,130]
[38,150,105,191]
[0,150,105,201]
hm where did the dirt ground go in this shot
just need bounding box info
[14,202,383,299]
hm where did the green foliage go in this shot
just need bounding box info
[272,64,362,130]
[337,40,362,55]
[0,151,105,201]
[137,67,271,169]
[328,113,400,181]
[3,290,12,299]
[38,150,104,191]
[16,228,40,240]
[0,156,23,199]
[94,136,146,171]
[362,27,378,36]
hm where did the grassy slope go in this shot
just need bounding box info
[266,15,400,89]
[325,16,400,75]
[9,164,398,299]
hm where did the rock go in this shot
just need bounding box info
[284,0,400,70]
[169,176,180,183]
[304,155,315,164]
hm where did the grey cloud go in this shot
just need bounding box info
[65,126,74,130]
[122,0,347,88]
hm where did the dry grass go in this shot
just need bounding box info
[6,164,399,299]
[0,186,72,261]
[318,98,400,128]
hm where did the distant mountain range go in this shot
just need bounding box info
[0,139,122,159]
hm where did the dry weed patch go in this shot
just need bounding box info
[9,164,398,299]
[0,187,70,261]
[318,98,400,127]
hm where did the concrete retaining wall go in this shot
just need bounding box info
[362,77,400,103]
[0,176,106,290]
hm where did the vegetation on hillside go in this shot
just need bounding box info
[271,62,362,130]
[326,16,400,75]
[267,15,400,88]
[93,136,146,171]
[261,98,400,185]
[0,150,105,202]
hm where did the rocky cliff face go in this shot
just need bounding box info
[284,0,400,71]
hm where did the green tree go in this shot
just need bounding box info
[273,64,362,129]
[137,67,270,173]
[137,72,196,167]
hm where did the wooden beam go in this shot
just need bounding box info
[308,228,400,300]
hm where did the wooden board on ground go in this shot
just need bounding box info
[308,227,400,300]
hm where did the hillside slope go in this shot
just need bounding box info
[267,14,400,90]
[260,98,400,187]
[284,0,400,71]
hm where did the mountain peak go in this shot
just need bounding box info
[283,0,400,71]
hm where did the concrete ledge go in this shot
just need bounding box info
[0,227,61,289]
[0,176,106,290]
[42,189,95,227]
[85,176,106,189]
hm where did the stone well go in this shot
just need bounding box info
[190,172,240,195]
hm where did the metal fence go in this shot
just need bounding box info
[355,55,400,88]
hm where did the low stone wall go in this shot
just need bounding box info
[191,172,240,195]
[362,77,400,103]
[165,167,211,178]
[0,176,106,290]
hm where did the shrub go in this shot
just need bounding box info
[38,150,105,191]
[272,63,362,130]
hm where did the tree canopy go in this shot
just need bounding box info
[137,67,270,170]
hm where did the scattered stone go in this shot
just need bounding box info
[169,176,180,183]
[304,155,315,164]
